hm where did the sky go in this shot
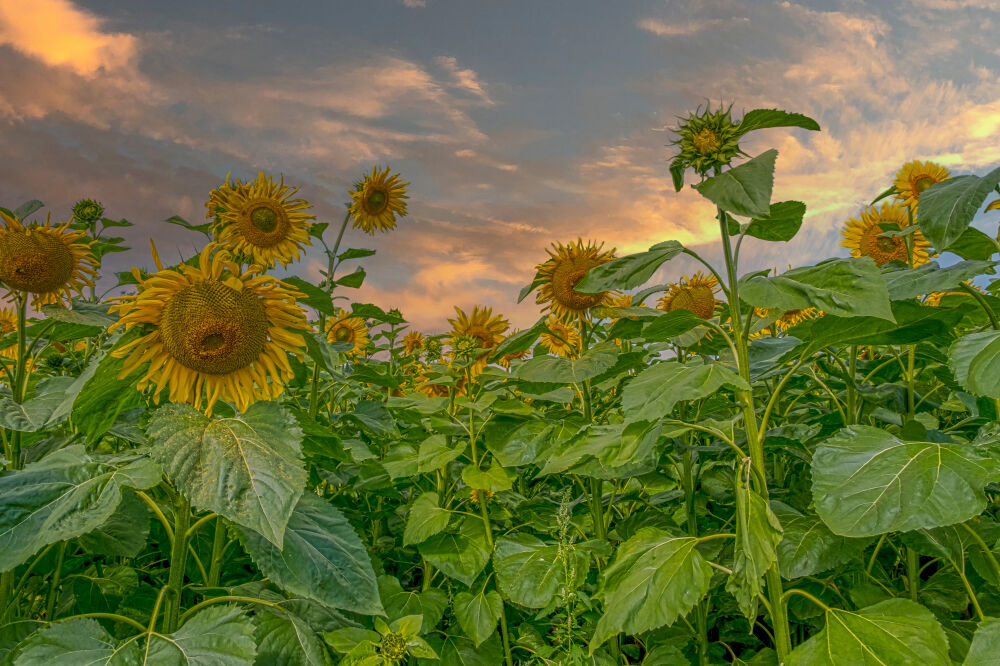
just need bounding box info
[1,0,999,332]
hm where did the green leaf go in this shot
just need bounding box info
[145,605,256,664]
[951,330,1000,399]
[71,350,143,445]
[282,276,334,317]
[165,214,212,236]
[515,342,619,384]
[0,377,79,432]
[78,491,150,558]
[965,617,1000,665]
[669,159,686,192]
[539,420,661,476]
[72,564,137,615]
[695,149,777,218]
[146,401,306,548]
[453,590,503,647]
[416,434,465,474]
[462,465,513,491]
[13,200,44,220]
[404,492,452,546]
[622,358,748,422]
[640,309,708,342]
[590,530,713,653]
[743,201,806,242]
[883,260,995,300]
[418,517,491,587]
[918,166,1000,250]
[516,271,546,304]
[378,575,448,632]
[788,300,961,352]
[493,533,588,609]
[40,300,116,327]
[350,303,404,324]
[727,484,783,620]
[947,227,998,261]
[488,316,547,362]
[308,222,329,238]
[788,598,950,665]
[740,257,894,320]
[735,108,821,136]
[238,492,382,616]
[772,508,871,579]
[0,447,160,572]
[254,608,328,666]
[336,268,366,289]
[812,425,996,537]
[575,241,684,293]
[337,248,376,261]
[429,633,503,666]
[12,617,140,665]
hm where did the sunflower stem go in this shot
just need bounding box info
[207,515,227,588]
[165,496,191,633]
[715,201,792,661]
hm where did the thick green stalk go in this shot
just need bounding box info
[207,516,227,588]
[683,444,710,666]
[716,205,792,660]
[907,547,920,602]
[165,497,191,633]
[846,345,858,425]
[44,542,68,620]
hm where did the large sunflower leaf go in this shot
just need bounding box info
[576,240,684,293]
[589,530,713,654]
[918,165,1000,251]
[403,492,452,546]
[493,533,589,609]
[254,609,327,666]
[146,401,306,548]
[515,341,618,384]
[727,484,782,621]
[788,598,950,665]
[144,605,256,665]
[773,507,872,579]
[695,149,777,218]
[735,108,821,136]
[743,200,806,242]
[965,617,1000,665]
[418,516,492,587]
[488,316,548,362]
[622,358,748,422]
[811,425,997,537]
[883,260,996,300]
[740,257,894,320]
[787,301,961,353]
[950,330,1000,399]
[11,617,141,665]
[948,227,999,261]
[0,446,160,572]
[453,590,504,648]
[237,492,382,616]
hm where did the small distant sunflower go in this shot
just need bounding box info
[0,211,98,307]
[0,306,15,359]
[402,330,425,355]
[536,239,617,322]
[206,172,315,268]
[447,305,509,373]
[108,244,309,415]
[893,160,951,210]
[840,201,931,267]
[671,103,743,176]
[349,166,410,234]
[540,316,581,358]
[657,271,720,320]
[325,309,370,357]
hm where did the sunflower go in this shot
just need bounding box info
[840,201,932,267]
[540,316,581,358]
[0,211,97,307]
[414,364,465,398]
[349,166,410,234]
[402,330,425,355]
[657,271,719,320]
[325,309,370,357]
[536,239,617,321]
[205,172,314,268]
[448,305,509,373]
[892,160,951,210]
[107,244,309,415]
[751,307,820,338]
[496,330,530,369]
[986,199,1000,213]
[670,103,743,177]
[925,283,982,307]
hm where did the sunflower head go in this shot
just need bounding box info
[893,160,951,210]
[657,271,719,320]
[540,316,581,358]
[72,199,104,223]
[535,239,617,321]
[107,244,309,415]
[0,211,98,307]
[206,172,315,268]
[325,309,370,357]
[447,305,509,373]
[349,166,410,235]
[840,201,932,267]
[671,103,743,176]
[402,330,425,355]
[424,337,444,362]
[751,306,819,338]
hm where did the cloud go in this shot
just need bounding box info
[401,0,426,6]
[637,16,748,37]
[0,0,137,76]
[434,56,494,105]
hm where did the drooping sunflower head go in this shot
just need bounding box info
[892,160,951,210]
[657,271,720,320]
[448,305,509,373]
[840,201,932,267]
[107,244,310,415]
[0,211,98,307]
[72,199,105,223]
[535,239,617,321]
[671,103,743,176]
[349,166,410,235]
[325,309,370,357]
[402,330,425,356]
[540,316,581,358]
[205,172,315,268]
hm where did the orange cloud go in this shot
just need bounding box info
[0,0,136,76]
